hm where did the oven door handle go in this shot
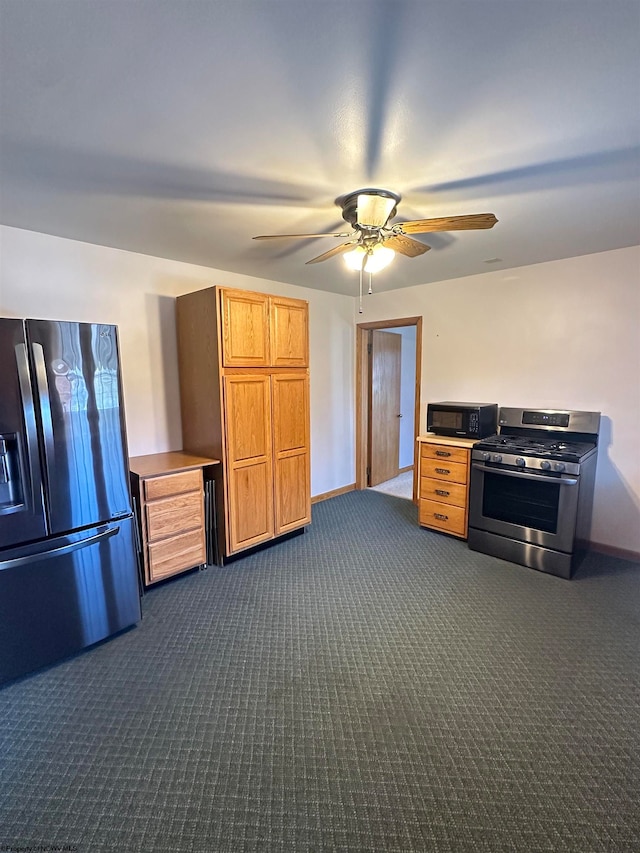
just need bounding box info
[471,463,578,486]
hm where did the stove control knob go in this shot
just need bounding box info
[540,460,551,470]
[515,457,526,467]
[492,454,503,463]
[554,462,566,473]
[482,452,491,461]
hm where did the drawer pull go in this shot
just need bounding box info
[435,450,451,457]
[435,489,450,496]
[435,467,450,475]
[434,512,449,521]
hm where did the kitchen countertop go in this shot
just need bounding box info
[416,433,478,450]
[129,451,220,477]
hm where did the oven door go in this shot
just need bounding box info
[468,463,580,553]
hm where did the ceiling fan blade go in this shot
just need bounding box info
[383,234,431,258]
[357,193,397,227]
[305,241,358,265]
[253,231,352,240]
[399,213,498,234]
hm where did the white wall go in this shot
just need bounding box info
[0,226,356,498]
[358,246,640,554]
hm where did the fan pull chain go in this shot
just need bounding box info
[368,272,373,295]
[358,266,363,313]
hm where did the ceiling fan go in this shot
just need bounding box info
[253,188,498,268]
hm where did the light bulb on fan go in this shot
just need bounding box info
[343,244,395,273]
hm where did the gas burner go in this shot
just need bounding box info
[474,433,597,462]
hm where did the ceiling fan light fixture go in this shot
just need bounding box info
[343,244,395,273]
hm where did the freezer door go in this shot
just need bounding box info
[0,516,141,685]
[0,318,47,548]
[26,320,132,534]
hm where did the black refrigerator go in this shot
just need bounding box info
[0,318,141,685]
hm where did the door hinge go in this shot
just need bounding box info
[367,342,372,355]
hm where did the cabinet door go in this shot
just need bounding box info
[220,289,270,367]
[224,375,274,552]
[272,373,311,534]
[270,296,309,367]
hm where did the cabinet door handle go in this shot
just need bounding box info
[435,489,450,497]
[435,450,451,457]
[435,467,450,475]
[434,513,449,521]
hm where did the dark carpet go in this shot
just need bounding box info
[1,490,639,852]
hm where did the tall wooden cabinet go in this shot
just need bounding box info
[176,286,311,559]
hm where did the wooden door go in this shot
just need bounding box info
[369,330,402,486]
[220,288,270,367]
[224,375,274,552]
[269,296,309,367]
[272,373,311,534]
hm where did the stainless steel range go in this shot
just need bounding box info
[468,407,600,579]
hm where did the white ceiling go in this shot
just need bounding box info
[1,0,639,296]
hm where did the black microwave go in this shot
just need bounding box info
[426,401,498,439]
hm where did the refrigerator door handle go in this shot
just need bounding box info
[31,342,56,468]
[0,524,118,572]
[14,342,45,510]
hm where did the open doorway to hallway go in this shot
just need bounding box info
[355,317,422,502]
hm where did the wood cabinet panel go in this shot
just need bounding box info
[419,499,466,537]
[274,452,311,533]
[420,443,469,466]
[228,460,274,550]
[145,491,204,541]
[224,375,272,463]
[224,374,274,552]
[144,469,202,501]
[148,530,206,583]
[419,477,467,507]
[272,373,311,535]
[272,373,308,452]
[270,296,309,367]
[220,289,270,367]
[421,458,468,485]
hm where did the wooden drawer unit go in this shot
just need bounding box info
[129,452,219,586]
[417,436,474,539]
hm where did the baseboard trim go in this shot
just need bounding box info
[399,465,414,474]
[311,483,357,504]
[589,541,640,563]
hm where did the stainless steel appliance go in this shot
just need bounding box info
[468,407,600,579]
[0,318,141,684]
[427,401,498,439]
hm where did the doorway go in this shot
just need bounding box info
[355,316,422,501]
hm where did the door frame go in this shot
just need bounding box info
[355,316,423,500]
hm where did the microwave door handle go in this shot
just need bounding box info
[15,342,45,510]
[472,463,578,486]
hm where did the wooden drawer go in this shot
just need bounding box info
[420,476,467,507]
[145,491,204,542]
[144,469,202,501]
[420,443,469,466]
[419,499,466,537]
[420,457,468,485]
[148,529,206,582]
